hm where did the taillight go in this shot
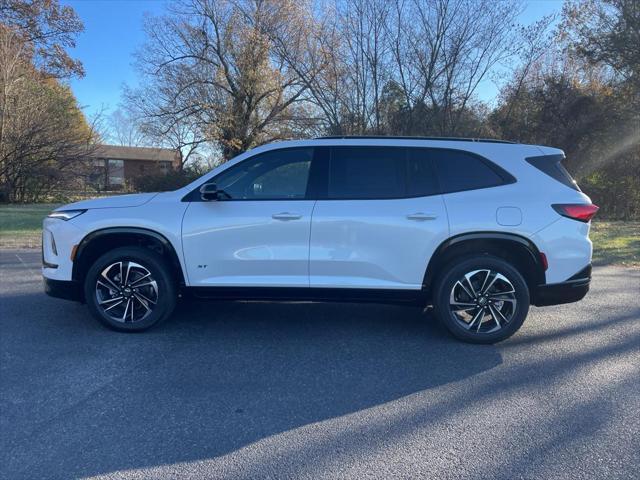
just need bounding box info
[552,204,599,222]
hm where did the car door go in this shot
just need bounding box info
[309,146,450,290]
[182,147,316,287]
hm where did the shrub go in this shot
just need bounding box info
[133,165,208,192]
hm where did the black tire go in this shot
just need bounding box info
[433,255,530,344]
[84,246,177,332]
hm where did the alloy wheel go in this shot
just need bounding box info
[95,261,158,323]
[449,269,517,334]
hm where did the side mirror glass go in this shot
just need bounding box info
[200,183,220,201]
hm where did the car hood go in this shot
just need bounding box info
[57,192,159,210]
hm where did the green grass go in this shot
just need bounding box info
[590,221,640,267]
[1,203,638,267]
[0,204,59,248]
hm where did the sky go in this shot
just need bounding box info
[65,0,166,118]
[64,0,565,119]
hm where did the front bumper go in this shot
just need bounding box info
[42,216,86,282]
[44,277,82,302]
[533,265,591,307]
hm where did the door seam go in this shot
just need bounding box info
[307,200,317,287]
[179,201,193,286]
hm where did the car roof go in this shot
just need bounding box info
[245,137,562,156]
[316,135,516,144]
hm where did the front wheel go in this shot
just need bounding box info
[433,256,530,344]
[84,247,177,332]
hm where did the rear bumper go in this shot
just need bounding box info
[44,277,82,302]
[533,265,591,307]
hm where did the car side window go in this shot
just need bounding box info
[432,149,505,193]
[213,148,313,200]
[406,148,439,197]
[328,147,405,199]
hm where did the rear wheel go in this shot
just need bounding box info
[433,255,529,344]
[84,247,177,332]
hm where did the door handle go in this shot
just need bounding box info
[406,212,437,221]
[272,212,302,221]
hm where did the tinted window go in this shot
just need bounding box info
[329,147,405,199]
[526,155,580,191]
[213,148,312,200]
[434,150,504,193]
[407,148,439,196]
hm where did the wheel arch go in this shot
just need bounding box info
[423,232,546,301]
[72,227,185,299]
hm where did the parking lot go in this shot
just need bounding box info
[1,249,638,479]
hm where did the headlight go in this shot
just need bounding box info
[47,209,87,221]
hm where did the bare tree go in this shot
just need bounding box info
[123,80,208,169]
[136,106,206,170]
[282,0,524,136]
[106,108,148,147]
[275,0,393,135]
[398,0,523,134]
[269,1,347,134]
[129,0,317,161]
[129,0,557,147]
[497,15,556,127]
[335,0,392,133]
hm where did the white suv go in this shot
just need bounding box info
[43,137,598,343]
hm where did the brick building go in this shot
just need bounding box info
[88,144,181,190]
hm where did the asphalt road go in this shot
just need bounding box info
[1,250,639,480]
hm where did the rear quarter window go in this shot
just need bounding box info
[526,154,580,191]
[433,150,509,193]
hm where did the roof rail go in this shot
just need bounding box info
[314,135,516,144]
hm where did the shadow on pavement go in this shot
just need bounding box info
[1,294,502,479]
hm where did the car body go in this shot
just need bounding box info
[43,137,597,343]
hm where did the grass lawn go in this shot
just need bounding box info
[0,203,638,267]
[590,221,639,267]
[0,204,59,248]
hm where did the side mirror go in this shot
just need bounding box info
[200,183,221,201]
